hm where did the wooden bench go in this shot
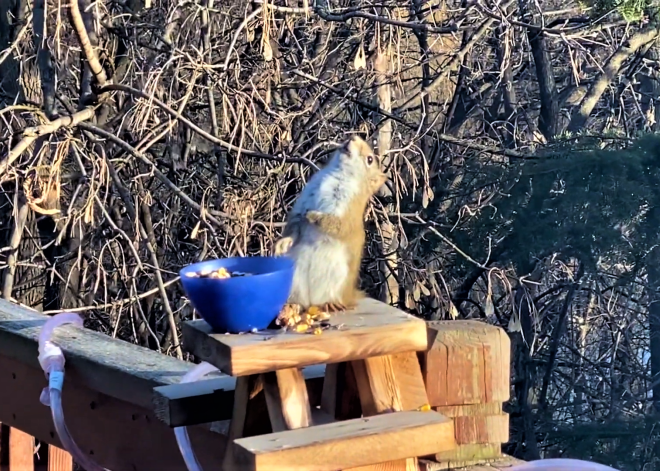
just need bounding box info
[232,411,454,471]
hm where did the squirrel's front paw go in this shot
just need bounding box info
[306,210,323,225]
[274,237,294,255]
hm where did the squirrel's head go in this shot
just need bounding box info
[335,135,387,195]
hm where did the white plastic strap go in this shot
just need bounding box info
[38,341,64,371]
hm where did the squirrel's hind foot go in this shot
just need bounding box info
[319,302,347,313]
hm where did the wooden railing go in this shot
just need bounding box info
[0,297,516,471]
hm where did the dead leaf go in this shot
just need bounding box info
[508,312,522,332]
[353,42,366,70]
[405,293,415,309]
[448,302,459,319]
[422,186,435,209]
[27,203,61,215]
[83,202,94,224]
[485,276,494,316]
[413,283,421,302]
[263,40,273,62]
[190,220,201,240]
[399,230,409,249]
[485,294,494,317]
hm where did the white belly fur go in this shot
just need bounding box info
[287,225,349,307]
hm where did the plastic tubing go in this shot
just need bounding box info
[38,313,109,471]
[509,458,621,471]
[173,362,220,471]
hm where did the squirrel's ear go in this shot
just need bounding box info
[339,138,355,159]
[342,135,359,154]
[343,135,372,159]
[340,139,351,152]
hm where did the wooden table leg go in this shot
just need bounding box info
[262,368,312,431]
[222,375,261,471]
[321,362,362,421]
[348,351,431,471]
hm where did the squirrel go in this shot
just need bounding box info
[274,135,387,313]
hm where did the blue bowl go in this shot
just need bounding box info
[179,256,294,333]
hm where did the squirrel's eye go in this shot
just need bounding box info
[367,155,374,166]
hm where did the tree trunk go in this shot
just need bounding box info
[518,0,558,140]
[373,49,399,306]
[639,44,660,132]
[511,265,543,460]
[567,27,659,132]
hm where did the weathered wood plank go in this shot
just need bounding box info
[47,445,73,471]
[231,411,456,471]
[435,403,508,445]
[182,298,429,376]
[153,364,325,427]
[9,427,33,471]
[0,354,224,471]
[419,321,510,468]
[153,376,237,428]
[422,320,510,407]
[0,423,6,470]
[432,443,503,466]
[0,298,228,410]
[420,455,524,471]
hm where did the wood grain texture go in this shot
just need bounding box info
[182,298,428,376]
[0,355,223,471]
[434,402,503,417]
[47,445,73,471]
[389,353,429,412]
[432,442,503,465]
[263,368,312,431]
[352,355,402,416]
[350,352,450,471]
[434,403,508,445]
[352,353,429,417]
[8,427,33,471]
[0,424,4,471]
[420,455,523,471]
[349,462,417,471]
[0,298,222,410]
[231,411,455,471]
[423,321,510,407]
[452,414,508,444]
